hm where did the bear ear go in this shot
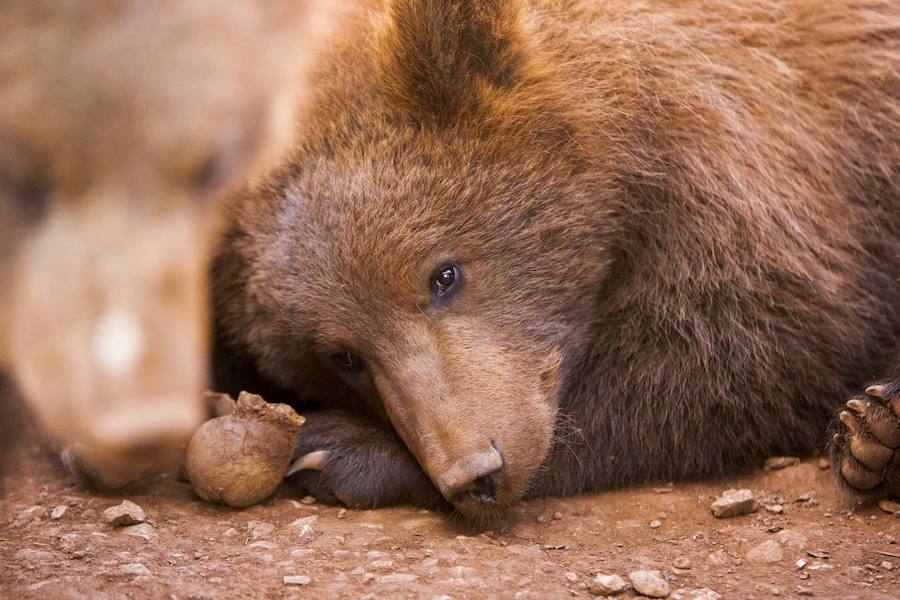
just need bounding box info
[375,0,531,124]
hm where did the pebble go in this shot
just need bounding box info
[710,489,757,518]
[536,514,550,524]
[881,561,894,571]
[565,572,578,582]
[649,520,662,529]
[246,520,275,540]
[337,508,347,519]
[628,570,670,598]
[764,504,784,515]
[590,573,628,596]
[795,559,807,569]
[706,550,729,566]
[50,506,67,520]
[746,540,783,564]
[764,456,800,470]
[670,589,721,600]
[122,523,156,541]
[101,501,145,527]
[300,495,317,505]
[673,558,691,570]
[878,499,900,515]
[775,529,808,549]
[817,457,830,469]
[553,511,564,520]
[119,563,152,577]
[283,575,311,585]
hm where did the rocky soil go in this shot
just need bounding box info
[2,435,898,599]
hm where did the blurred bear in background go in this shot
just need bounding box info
[0,0,332,488]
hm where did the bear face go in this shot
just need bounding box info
[217,121,614,514]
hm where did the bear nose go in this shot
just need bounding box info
[437,440,506,504]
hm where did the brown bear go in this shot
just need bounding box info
[0,0,331,487]
[212,0,900,520]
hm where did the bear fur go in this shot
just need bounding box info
[213,0,900,518]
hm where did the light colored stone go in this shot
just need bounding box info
[590,573,628,596]
[746,540,783,564]
[710,489,757,518]
[283,575,311,585]
[119,563,151,577]
[628,570,670,598]
[246,520,275,540]
[765,504,784,515]
[101,501,145,527]
[50,506,67,520]
[649,520,662,529]
[122,523,156,541]
[673,558,691,570]
[565,572,578,582]
[775,529,808,549]
[670,588,722,600]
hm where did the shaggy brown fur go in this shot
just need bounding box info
[213,0,900,519]
[0,0,330,486]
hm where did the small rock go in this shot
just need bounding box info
[565,572,578,582]
[371,560,394,569]
[764,504,784,515]
[50,506,67,520]
[337,508,347,519]
[817,457,830,469]
[628,570,670,598]
[796,559,807,569]
[300,495,316,505]
[553,511,564,520]
[246,520,275,540]
[795,491,816,504]
[119,563,151,577]
[710,489,758,518]
[764,456,800,470]
[878,499,900,515]
[673,558,691,570]
[649,520,662,529]
[806,550,830,559]
[101,501,145,527]
[536,514,550,524]
[590,573,628,596]
[746,540,783,564]
[653,486,674,494]
[881,561,894,571]
[122,523,156,541]
[283,575,311,586]
[670,589,721,600]
[706,550,729,566]
[775,529,808,549]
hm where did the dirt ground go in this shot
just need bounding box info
[2,434,898,600]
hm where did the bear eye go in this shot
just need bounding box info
[331,351,365,375]
[432,265,461,298]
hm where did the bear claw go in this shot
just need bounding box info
[831,380,900,497]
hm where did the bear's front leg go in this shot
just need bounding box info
[829,380,900,499]
[289,411,446,510]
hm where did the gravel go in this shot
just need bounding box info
[628,570,670,598]
[101,501,145,527]
[710,489,758,518]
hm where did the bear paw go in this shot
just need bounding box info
[288,411,446,510]
[830,380,900,498]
